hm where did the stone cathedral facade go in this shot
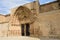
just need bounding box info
[0,0,60,38]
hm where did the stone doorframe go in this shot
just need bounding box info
[21,23,30,36]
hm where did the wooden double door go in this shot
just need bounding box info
[21,23,30,36]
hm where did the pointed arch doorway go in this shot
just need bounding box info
[14,6,36,36]
[21,23,30,36]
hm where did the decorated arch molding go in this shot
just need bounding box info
[14,6,37,23]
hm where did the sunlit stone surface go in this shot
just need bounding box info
[0,36,40,40]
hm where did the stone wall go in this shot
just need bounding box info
[40,1,59,13]
[0,23,9,37]
[38,10,60,37]
[23,1,59,13]
[0,15,6,23]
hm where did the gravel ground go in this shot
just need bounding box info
[39,36,60,40]
[40,37,60,40]
[0,36,60,40]
[0,36,40,40]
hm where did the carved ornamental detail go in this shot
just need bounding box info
[14,6,37,23]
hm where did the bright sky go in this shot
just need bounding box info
[0,0,56,15]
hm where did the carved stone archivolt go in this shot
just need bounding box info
[14,6,37,23]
